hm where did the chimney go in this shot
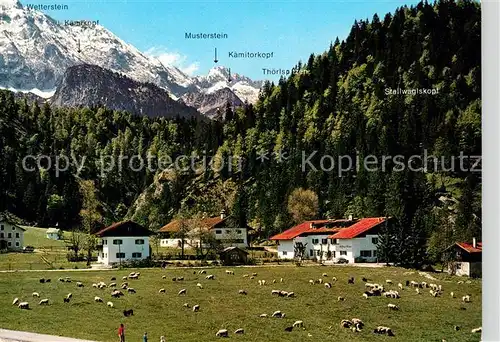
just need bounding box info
[348,215,353,221]
[220,209,226,220]
[472,237,477,248]
[310,222,313,229]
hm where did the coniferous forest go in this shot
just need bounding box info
[0,0,481,268]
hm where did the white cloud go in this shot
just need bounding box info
[145,47,199,76]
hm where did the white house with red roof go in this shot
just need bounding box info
[94,221,154,266]
[270,217,388,263]
[445,238,482,277]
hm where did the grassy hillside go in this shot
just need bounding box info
[0,266,481,342]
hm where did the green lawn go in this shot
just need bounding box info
[0,266,481,342]
[0,227,89,270]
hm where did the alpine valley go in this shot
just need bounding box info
[0,0,263,118]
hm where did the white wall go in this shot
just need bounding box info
[0,221,24,250]
[277,240,295,259]
[161,228,248,249]
[97,236,150,265]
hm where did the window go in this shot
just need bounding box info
[103,239,107,245]
[331,239,338,244]
[316,250,321,256]
[360,250,372,257]
[0,233,3,238]
[321,239,328,245]
[104,253,107,258]
[236,230,242,234]
[456,263,462,270]
[332,251,336,258]
[340,251,347,256]
[0,224,3,230]
[15,233,19,238]
[135,239,145,245]
[15,242,19,247]
[312,239,319,245]
[373,250,377,257]
[309,249,313,257]
[7,233,11,238]
[132,252,142,258]
[215,230,222,234]
[371,237,379,245]
[12,227,15,231]
[282,251,288,256]
[116,252,125,258]
[113,239,123,245]
[8,242,12,247]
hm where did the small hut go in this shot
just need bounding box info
[218,247,249,266]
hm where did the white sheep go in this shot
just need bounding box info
[109,283,116,288]
[462,295,471,303]
[199,270,206,274]
[32,292,40,297]
[18,302,29,309]
[471,327,482,333]
[12,298,19,305]
[337,296,345,301]
[107,301,114,308]
[215,329,228,337]
[386,279,393,284]
[287,292,295,298]
[416,288,420,294]
[398,283,403,290]
[272,279,276,283]
[309,279,314,285]
[162,275,166,279]
[158,288,166,293]
[225,270,234,275]
[66,293,72,299]
[324,282,332,289]
[258,280,266,286]
[260,314,268,318]
[206,275,215,280]
[332,276,337,282]
[293,320,304,328]
[242,274,249,278]
[196,283,203,289]
[450,292,455,298]
[92,283,98,288]
[280,278,284,283]
[234,328,244,334]
[39,299,49,305]
[76,282,84,287]
[271,290,280,295]
[94,296,103,302]
[362,293,369,299]
[317,278,323,284]
[127,288,136,293]
[122,276,128,280]
[272,310,285,318]
[238,289,247,295]
[183,303,190,308]
[387,303,399,310]
[322,273,328,277]
[192,304,200,312]
[178,289,187,295]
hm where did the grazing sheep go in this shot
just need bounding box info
[322,273,328,277]
[123,309,134,317]
[18,302,29,309]
[258,280,266,286]
[39,299,49,305]
[66,293,72,299]
[271,290,280,296]
[362,277,368,282]
[242,274,249,278]
[162,275,166,279]
[215,329,228,337]
[183,303,190,308]
[111,277,116,281]
[398,283,403,290]
[332,276,337,282]
[284,326,293,332]
[234,328,244,334]
[107,301,114,308]
[260,314,268,318]
[324,282,331,289]
[199,270,206,274]
[206,275,215,280]
[272,310,285,318]
[362,293,369,299]
[58,277,65,282]
[351,318,364,328]
[386,279,393,284]
[462,295,471,303]
[287,292,295,298]
[309,279,315,285]
[176,276,184,281]
[76,282,84,287]
[12,298,19,305]
[457,281,464,284]
[293,320,304,328]
[192,305,200,312]
[454,326,460,331]
[272,279,276,283]
[39,278,45,283]
[340,320,353,328]
[160,336,166,342]
[252,273,257,276]
[121,284,128,290]
[122,276,128,280]
[348,277,354,284]
[109,283,117,288]
[92,283,98,288]
[238,290,247,295]
[94,296,103,302]
[373,326,395,336]
[338,296,345,301]
[387,303,399,310]
[280,278,284,283]
[127,288,136,294]
[63,297,70,303]
[225,270,234,275]
[45,278,51,283]
[65,279,72,283]
[158,288,166,293]
[317,278,323,284]
[405,280,410,286]
[178,289,187,295]
[471,327,482,333]
[416,288,420,294]
[32,292,40,297]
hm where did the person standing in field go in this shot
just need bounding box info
[118,323,125,342]
[143,332,148,342]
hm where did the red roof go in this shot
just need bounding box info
[159,216,226,233]
[328,217,387,239]
[94,221,153,237]
[270,220,331,240]
[456,242,482,254]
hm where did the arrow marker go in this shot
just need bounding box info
[77,39,81,53]
[214,48,218,63]
[228,67,232,82]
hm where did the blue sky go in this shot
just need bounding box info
[23,0,420,81]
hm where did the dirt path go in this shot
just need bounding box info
[0,328,97,342]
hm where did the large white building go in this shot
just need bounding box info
[270,217,388,263]
[158,212,249,249]
[0,216,25,251]
[95,221,153,266]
